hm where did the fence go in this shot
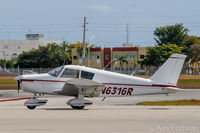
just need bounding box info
[0,67,199,77]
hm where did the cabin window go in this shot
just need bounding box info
[81,71,94,80]
[60,68,79,78]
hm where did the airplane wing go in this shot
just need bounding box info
[57,79,105,97]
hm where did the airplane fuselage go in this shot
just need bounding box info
[14,54,186,110]
[20,65,176,97]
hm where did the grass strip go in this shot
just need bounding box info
[0,80,17,85]
[178,79,200,84]
[137,99,200,106]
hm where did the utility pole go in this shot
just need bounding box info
[88,35,96,67]
[126,23,129,45]
[82,16,87,66]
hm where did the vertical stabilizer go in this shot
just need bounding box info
[150,54,186,85]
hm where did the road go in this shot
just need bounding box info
[0,89,200,133]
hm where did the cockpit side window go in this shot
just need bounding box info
[48,66,64,77]
[60,68,79,78]
[81,71,94,80]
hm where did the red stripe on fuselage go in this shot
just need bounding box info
[21,79,65,82]
[103,83,176,88]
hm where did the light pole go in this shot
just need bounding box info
[87,35,96,67]
[82,16,87,66]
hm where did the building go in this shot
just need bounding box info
[0,34,61,60]
[71,46,147,73]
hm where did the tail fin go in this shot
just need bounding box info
[150,54,186,85]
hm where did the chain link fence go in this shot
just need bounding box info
[0,67,199,77]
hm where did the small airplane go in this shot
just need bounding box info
[15,54,186,110]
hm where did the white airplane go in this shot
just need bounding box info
[15,54,186,110]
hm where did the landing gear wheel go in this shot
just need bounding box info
[71,105,85,110]
[27,106,36,110]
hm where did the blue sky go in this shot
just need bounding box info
[0,0,200,47]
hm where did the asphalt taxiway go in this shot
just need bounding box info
[0,90,200,133]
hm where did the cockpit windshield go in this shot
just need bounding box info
[60,68,79,78]
[48,66,64,77]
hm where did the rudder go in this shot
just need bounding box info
[150,54,186,85]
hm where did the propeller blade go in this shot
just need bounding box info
[17,80,20,94]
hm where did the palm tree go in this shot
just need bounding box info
[62,41,72,65]
[76,43,95,57]
[115,55,128,71]
[117,55,128,66]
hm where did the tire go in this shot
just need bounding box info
[27,106,36,110]
[71,105,84,110]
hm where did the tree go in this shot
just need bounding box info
[154,24,189,46]
[16,43,69,68]
[185,35,200,47]
[62,41,71,64]
[140,44,184,67]
[0,59,15,68]
[69,42,95,57]
[187,44,200,68]
[0,59,6,68]
[116,55,128,66]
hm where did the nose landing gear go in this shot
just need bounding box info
[24,93,48,110]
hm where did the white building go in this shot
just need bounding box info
[0,34,61,60]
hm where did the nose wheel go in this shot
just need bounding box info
[71,105,85,110]
[27,106,36,110]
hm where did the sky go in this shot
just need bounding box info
[0,0,200,47]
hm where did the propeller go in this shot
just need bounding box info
[14,66,23,94]
[17,80,20,94]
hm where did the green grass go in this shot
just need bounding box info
[137,99,200,106]
[178,79,200,84]
[0,80,17,85]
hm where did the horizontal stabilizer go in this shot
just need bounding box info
[162,87,183,94]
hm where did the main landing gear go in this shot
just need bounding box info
[67,88,93,110]
[67,98,93,110]
[24,93,48,110]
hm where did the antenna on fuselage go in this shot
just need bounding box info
[130,68,137,76]
[103,59,116,70]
